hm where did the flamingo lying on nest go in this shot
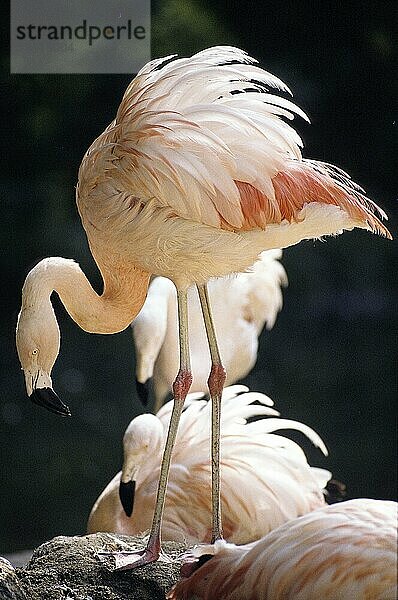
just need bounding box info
[16,46,390,567]
[87,386,330,549]
[132,250,287,412]
[168,499,398,600]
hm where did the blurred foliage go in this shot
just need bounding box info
[152,0,235,56]
[1,1,397,551]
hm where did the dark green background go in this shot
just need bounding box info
[1,1,397,552]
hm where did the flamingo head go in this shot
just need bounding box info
[16,302,71,417]
[119,413,163,517]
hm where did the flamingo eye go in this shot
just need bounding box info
[31,348,38,356]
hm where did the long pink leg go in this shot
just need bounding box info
[110,288,192,570]
[197,284,226,543]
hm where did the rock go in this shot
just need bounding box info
[12,533,187,600]
[0,556,27,599]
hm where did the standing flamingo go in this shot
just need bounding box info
[168,499,398,600]
[16,46,390,568]
[87,386,330,549]
[132,250,287,412]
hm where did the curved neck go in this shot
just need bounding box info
[22,257,150,334]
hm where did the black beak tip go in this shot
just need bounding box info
[135,377,151,407]
[119,480,136,517]
[30,387,71,417]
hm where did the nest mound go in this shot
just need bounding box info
[1,533,187,599]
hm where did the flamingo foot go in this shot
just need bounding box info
[98,537,165,571]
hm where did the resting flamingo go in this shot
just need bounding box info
[15,46,390,568]
[87,386,330,550]
[168,498,398,600]
[132,250,287,412]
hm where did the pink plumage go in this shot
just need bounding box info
[16,46,391,568]
[87,386,330,550]
[169,499,398,600]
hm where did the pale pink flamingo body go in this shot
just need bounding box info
[87,386,330,548]
[168,499,398,600]
[16,46,390,568]
[132,250,287,412]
